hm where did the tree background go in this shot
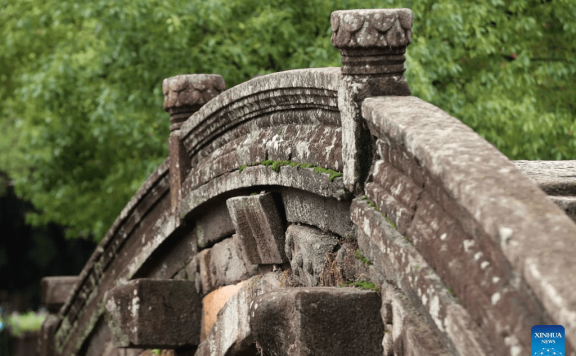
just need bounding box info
[0,0,574,243]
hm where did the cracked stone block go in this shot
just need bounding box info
[285,225,338,287]
[104,279,202,349]
[40,276,79,313]
[226,193,287,265]
[190,237,258,295]
[250,287,384,356]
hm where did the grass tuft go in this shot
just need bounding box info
[339,280,381,293]
[354,249,371,266]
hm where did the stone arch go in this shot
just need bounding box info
[38,8,576,356]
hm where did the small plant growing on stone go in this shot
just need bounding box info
[354,249,371,266]
[340,280,381,293]
[238,165,247,174]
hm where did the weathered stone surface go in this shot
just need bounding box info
[14,331,39,356]
[550,195,576,222]
[104,279,202,349]
[202,273,283,356]
[186,124,343,192]
[250,287,383,356]
[163,74,225,124]
[351,198,494,356]
[379,282,453,356]
[285,225,338,287]
[281,188,355,239]
[179,68,341,156]
[180,165,349,220]
[136,227,198,280]
[331,9,412,49]
[331,9,413,75]
[80,318,116,356]
[55,159,172,355]
[40,276,79,313]
[363,96,576,350]
[194,200,235,249]
[191,237,258,295]
[226,193,287,265]
[513,160,576,222]
[164,75,224,212]
[200,282,245,342]
[38,314,58,356]
[513,160,576,196]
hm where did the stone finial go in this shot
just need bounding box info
[162,74,225,128]
[331,9,413,75]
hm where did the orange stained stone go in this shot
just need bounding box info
[201,281,245,341]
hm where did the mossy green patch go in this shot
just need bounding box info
[313,166,343,182]
[340,280,381,293]
[238,165,247,174]
[354,249,371,266]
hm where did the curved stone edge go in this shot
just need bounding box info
[179,165,350,220]
[351,198,494,355]
[185,125,343,193]
[54,159,171,351]
[179,68,342,140]
[58,158,170,317]
[362,96,576,347]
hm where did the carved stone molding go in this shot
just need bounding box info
[162,74,225,128]
[331,9,413,75]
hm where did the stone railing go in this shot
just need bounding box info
[38,7,576,356]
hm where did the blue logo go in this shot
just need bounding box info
[532,325,565,356]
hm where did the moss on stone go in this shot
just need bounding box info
[238,165,247,174]
[313,166,343,182]
[339,280,381,293]
[354,249,371,266]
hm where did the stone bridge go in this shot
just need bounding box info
[37,8,576,356]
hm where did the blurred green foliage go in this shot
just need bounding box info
[0,0,574,241]
[4,311,46,337]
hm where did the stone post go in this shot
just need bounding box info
[331,9,412,193]
[163,75,225,213]
[38,276,79,356]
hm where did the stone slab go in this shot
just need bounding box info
[190,237,258,295]
[104,279,202,349]
[285,225,338,287]
[40,276,80,313]
[281,188,355,239]
[362,96,576,348]
[250,287,383,356]
[226,193,287,265]
[38,314,58,356]
[513,160,576,196]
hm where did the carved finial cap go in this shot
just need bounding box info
[331,9,413,75]
[331,9,413,49]
[162,74,225,126]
